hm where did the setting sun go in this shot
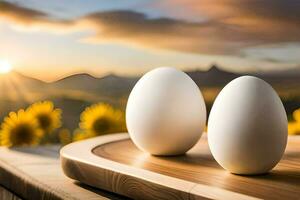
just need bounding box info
[0,60,12,74]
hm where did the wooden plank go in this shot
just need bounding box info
[61,134,300,199]
[61,133,300,200]
[0,185,22,200]
[94,136,300,199]
[0,145,128,200]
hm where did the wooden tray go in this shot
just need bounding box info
[60,133,300,200]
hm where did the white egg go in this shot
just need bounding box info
[208,76,287,175]
[126,67,206,156]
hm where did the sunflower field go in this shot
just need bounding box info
[0,100,299,147]
[0,101,126,146]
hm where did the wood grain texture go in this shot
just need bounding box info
[0,145,127,200]
[0,185,22,200]
[61,133,300,200]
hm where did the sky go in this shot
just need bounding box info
[0,0,300,81]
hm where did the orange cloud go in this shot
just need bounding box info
[152,0,300,43]
[79,11,242,54]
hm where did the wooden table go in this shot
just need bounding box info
[62,133,300,200]
[0,145,126,200]
[1,134,300,200]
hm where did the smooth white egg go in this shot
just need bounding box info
[126,67,206,156]
[208,76,287,175]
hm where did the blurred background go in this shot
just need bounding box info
[0,0,299,146]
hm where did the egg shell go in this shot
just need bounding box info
[126,67,206,156]
[208,76,287,175]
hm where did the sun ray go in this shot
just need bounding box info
[8,73,34,103]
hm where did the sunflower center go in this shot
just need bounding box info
[10,123,35,145]
[92,117,111,134]
[36,113,52,130]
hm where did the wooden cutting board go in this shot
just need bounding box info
[60,133,300,200]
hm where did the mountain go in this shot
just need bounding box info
[50,65,241,94]
[0,70,46,89]
[52,73,138,98]
[0,71,47,101]
[186,65,240,87]
[254,68,300,86]
[49,65,300,97]
[4,66,300,96]
[43,64,300,117]
[50,65,300,117]
[0,66,299,130]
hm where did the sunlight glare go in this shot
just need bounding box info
[0,60,12,74]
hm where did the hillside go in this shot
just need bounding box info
[0,66,299,130]
[51,65,300,93]
[52,73,138,98]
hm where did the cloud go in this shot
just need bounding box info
[79,11,243,54]
[151,0,300,43]
[0,1,76,33]
[0,1,46,24]
[0,0,300,55]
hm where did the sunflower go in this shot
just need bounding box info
[293,108,300,122]
[58,128,72,145]
[288,122,300,135]
[288,108,300,135]
[0,110,43,146]
[72,129,95,141]
[27,101,62,133]
[79,103,125,136]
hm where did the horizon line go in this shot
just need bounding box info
[11,64,300,83]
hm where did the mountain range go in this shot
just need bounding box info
[0,65,299,130]
[5,65,299,97]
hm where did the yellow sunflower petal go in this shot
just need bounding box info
[0,110,43,146]
[27,101,62,133]
[79,103,125,136]
[288,122,300,135]
[293,108,300,122]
